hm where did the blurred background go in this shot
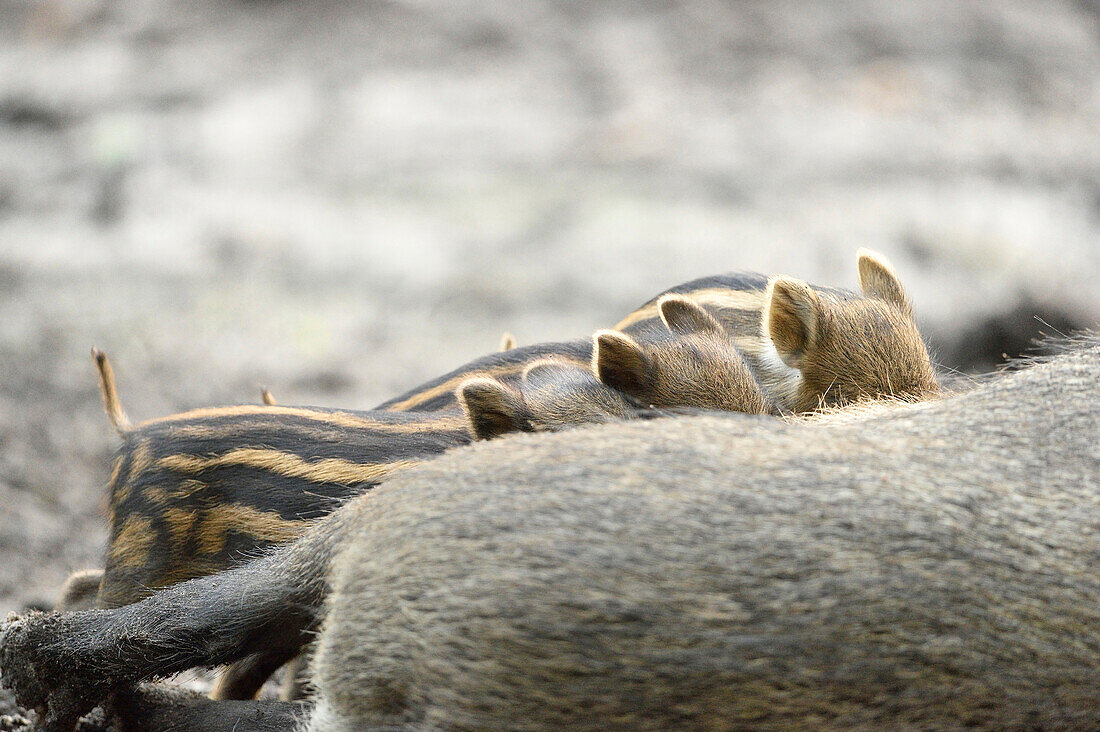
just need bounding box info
[0,0,1097,620]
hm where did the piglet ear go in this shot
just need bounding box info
[498,332,517,351]
[657,295,725,338]
[521,358,582,390]
[763,276,820,369]
[592,329,651,399]
[857,248,911,315]
[457,377,526,440]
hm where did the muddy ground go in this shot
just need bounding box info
[1,0,1098,726]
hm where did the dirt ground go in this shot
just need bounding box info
[1,0,1098,726]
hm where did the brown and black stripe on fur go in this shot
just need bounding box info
[617,250,940,412]
[370,271,788,414]
[95,403,471,610]
[460,295,775,438]
[376,251,939,415]
[88,293,777,612]
[74,359,480,702]
[374,339,595,413]
[75,303,774,699]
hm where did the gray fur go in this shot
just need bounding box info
[307,336,1099,730]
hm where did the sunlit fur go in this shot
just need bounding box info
[463,297,776,440]
[77,352,475,701]
[593,295,773,416]
[458,360,635,440]
[759,251,940,413]
[83,353,470,611]
[776,292,938,412]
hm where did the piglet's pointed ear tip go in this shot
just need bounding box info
[856,249,911,312]
[856,247,899,277]
[655,293,693,309]
[764,275,815,304]
[592,329,641,363]
[593,328,631,343]
[856,246,887,263]
[657,295,724,337]
[457,376,507,405]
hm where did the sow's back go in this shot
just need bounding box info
[310,337,1100,731]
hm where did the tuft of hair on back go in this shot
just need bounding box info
[762,277,820,369]
[498,332,517,351]
[92,347,132,435]
[656,295,725,338]
[591,329,651,397]
[457,376,527,440]
[794,393,934,425]
[260,388,277,406]
[856,248,911,315]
